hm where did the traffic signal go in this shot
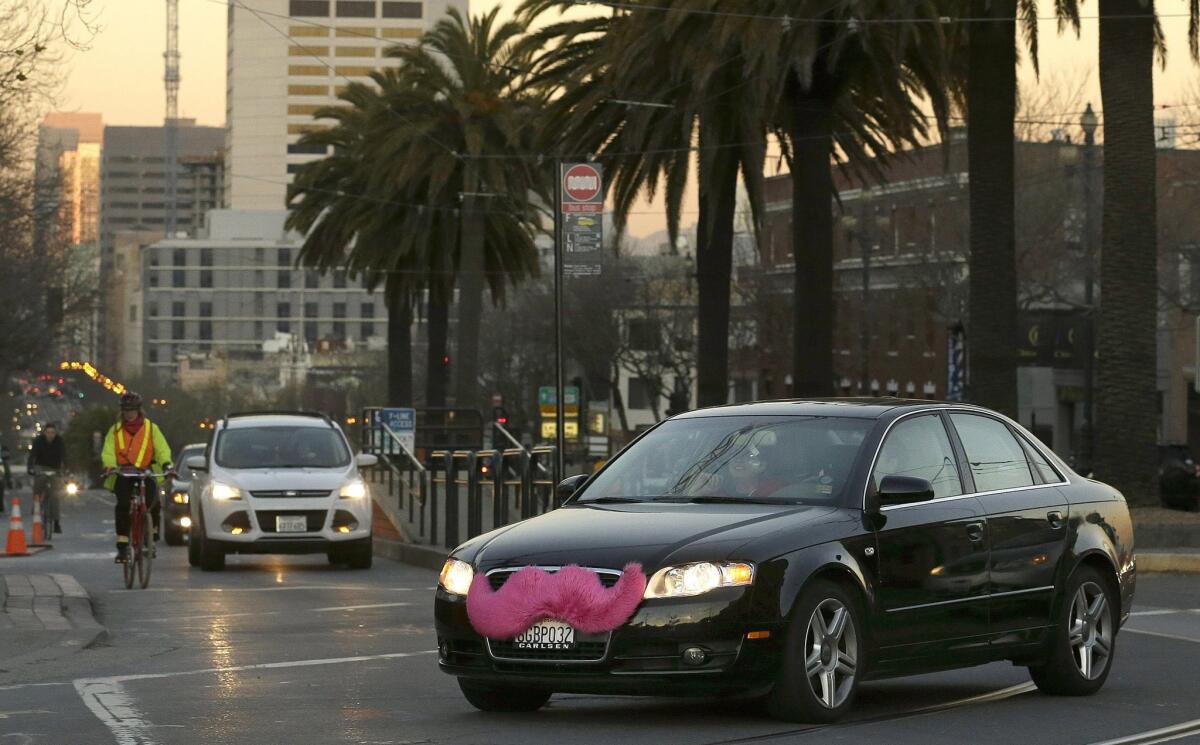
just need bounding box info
[492,406,508,426]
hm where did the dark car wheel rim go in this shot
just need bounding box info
[804,598,857,709]
[1069,581,1112,680]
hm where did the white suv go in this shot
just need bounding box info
[184,412,377,571]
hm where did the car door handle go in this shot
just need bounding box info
[965,522,985,542]
[1047,511,1065,530]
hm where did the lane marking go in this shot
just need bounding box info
[107,585,420,594]
[73,649,435,745]
[312,602,412,612]
[1087,718,1200,745]
[73,678,158,745]
[140,602,411,623]
[1124,628,1200,644]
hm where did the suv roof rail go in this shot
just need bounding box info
[225,410,328,420]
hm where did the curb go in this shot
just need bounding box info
[1136,552,1200,574]
[1136,524,1200,549]
[372,536,446,571]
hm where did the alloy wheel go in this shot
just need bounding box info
[804,598,858,709]
[1069,581,1112,680]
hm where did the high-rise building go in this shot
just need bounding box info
[225,0,464,209]
[98,121,225,367]
[35,112,104,360]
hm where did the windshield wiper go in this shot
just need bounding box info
[581,496,648,504]
[653,496,793,505]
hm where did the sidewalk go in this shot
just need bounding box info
[0,573,106,666]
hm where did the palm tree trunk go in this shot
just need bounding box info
[454,175,486,412]
[695,119,739,408]
[425,286,450,407]
[386,290,413,406]
[1096,0,1160,505]
[789,81,835,397]
[966,0,1018,417]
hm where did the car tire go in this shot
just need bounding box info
[1029,564,1118,696]
[326,549,342,566]
[346,539,372,570]
[194,514,225,572]
[767,579,864,723]
[187,513,202,567]
[457,679,550,712]
[164,522,184,547]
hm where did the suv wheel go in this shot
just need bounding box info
[346,538,372,570]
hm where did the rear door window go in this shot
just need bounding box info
[949,414,1035,493]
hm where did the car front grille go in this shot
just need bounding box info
[255,510,327,532]
[487,635,610,662]
[486,566,623,592]
[250,489,332,498]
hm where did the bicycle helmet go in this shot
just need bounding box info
[119,391,144,411]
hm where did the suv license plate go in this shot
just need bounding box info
[276,515,307,533]
[513,621,575,650]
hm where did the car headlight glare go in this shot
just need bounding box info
[211,482,241,501]
[65,482,79,496]
[171,491,189,504]
[439,558,474,596]
[643,562,755,599]
[339,479,367,499]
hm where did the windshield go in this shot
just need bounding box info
[176,447,204,480]
[215,426,350,470]
[578,416,871,505]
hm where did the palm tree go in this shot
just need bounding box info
[383,8,546,413]
[1093,0,1163,504]
[523,1,773,409]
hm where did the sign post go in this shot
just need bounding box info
[377,407,416,456]
[556,162,603,478]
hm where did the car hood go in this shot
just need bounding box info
[464,502,840,571]
[218,469,354,493]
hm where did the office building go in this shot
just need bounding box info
[225,0,464,209]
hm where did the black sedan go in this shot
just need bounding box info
[434,399,1135,722]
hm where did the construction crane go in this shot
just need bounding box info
[164,0,180,236]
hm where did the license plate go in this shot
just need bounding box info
[276,515,307,533]
[513,620,575,650]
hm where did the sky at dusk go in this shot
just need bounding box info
[52,0,1200,237]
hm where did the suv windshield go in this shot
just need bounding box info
[215,426,350,469]
[578,416,870,505]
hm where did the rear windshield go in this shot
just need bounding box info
[176,447,204,479]
[578,415,871,505]
[215,426,350,469]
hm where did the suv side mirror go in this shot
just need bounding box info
[185,455,208,473]
[877,475,934,507]
[556,473,588,502]
[356,453,378,469]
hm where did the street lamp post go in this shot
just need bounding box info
[1080,103,1098,471]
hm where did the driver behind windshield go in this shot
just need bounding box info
[714,443,790,499]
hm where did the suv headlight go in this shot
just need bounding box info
[643,562,754,599]
[211,482,242,501]
[339,479,367,499]
[439,558,474,596]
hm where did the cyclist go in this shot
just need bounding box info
[28,421,67,534]
[101,392,173,563]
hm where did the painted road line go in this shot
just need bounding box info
[1124,628,1200,644]
[74,649,436,745]
[107,585,420,594]
[1088,718,1200,745]
[140,602,411,623]
[311,602,412,612]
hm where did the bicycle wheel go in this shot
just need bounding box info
[123,538,135,589]
[138,511,154,588]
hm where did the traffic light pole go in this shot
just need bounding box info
[554,158,566,481]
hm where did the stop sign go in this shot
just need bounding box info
[563,164,602,202]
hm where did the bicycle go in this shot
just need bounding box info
[106,468,163,589]
[30,467,66,536]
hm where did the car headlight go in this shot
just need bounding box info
[65,482,79,496]
[211,482,241,501]
[171,491,189,504]
[339,479,367,499]
[439,558,474,596]
[643,562,755,599]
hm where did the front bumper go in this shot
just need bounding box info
[199,496,372,552]
[434,586,783,696]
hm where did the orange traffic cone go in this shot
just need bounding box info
[30,496,45,546]
[5,498,28,556]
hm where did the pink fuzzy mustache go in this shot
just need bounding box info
[466,563,647,639]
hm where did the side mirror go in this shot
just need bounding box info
[356,453,379,469]
[556,473,588,502]
[185,455,208,473]
[877,475,934,507]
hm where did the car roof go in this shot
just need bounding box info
[671,398,990,420]
[220,414,335,430]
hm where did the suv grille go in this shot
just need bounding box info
[255,510,327,532]
[486,567,622,592]
[250,489,332,498]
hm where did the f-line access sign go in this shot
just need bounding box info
[560,162,604,276]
